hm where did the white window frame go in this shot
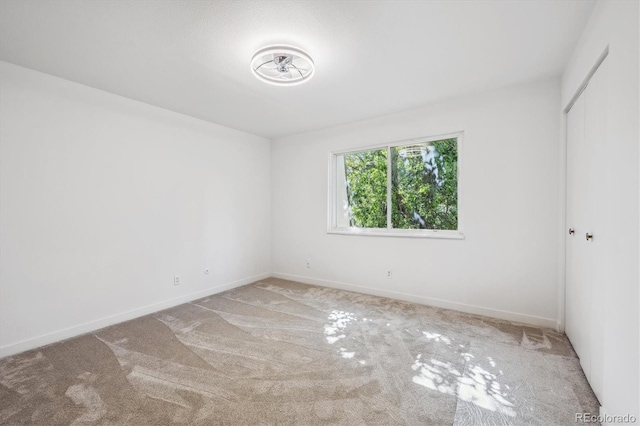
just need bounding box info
[327,131,464,239]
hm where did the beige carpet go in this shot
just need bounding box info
[0,278,599,425]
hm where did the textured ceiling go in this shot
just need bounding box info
[0,0,595,139]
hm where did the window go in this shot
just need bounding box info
[329,133,463,238]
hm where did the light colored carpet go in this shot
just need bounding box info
[0,278,599,425]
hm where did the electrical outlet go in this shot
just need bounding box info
[387,269,392,279]
[306,260,311,268]
[174,275,181,286]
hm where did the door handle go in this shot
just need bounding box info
[569,228,575,235]
[586,233,593,241]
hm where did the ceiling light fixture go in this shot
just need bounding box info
[251,45,314,86]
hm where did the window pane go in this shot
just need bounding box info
[336,148,387,228]
[391,138,458,230]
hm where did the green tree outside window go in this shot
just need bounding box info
[341,138,458,230]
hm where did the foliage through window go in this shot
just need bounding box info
[331,134,461,237]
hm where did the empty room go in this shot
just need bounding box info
[0,0,638,425]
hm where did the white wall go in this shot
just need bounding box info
[271,78,561,328]
[0,61,271,357]
[561,0,639,421]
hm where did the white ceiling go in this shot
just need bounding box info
[0,0,595,139]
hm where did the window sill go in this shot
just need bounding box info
[327,228,465,240]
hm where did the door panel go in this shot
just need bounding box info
[565,58,607,401]
[584,59,607,401]
[566,89,590,378]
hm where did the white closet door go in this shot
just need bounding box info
[566,88,591,379]
[584,59,607,401]
[565,58,607,400]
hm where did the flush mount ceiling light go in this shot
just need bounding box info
[251,45,314,86]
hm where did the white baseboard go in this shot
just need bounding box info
[0,272,270,358]
[1,271,560,358]
[556,320,564,333]
[272,272,558,329]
